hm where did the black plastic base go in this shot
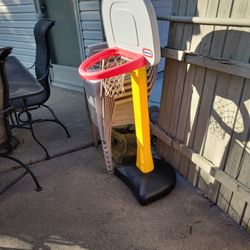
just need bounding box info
[115,158,176,205]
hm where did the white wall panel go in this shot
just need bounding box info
[0,0,36,67]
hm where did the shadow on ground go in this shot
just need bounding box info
[0,86,93,172]
[0,147,249,250]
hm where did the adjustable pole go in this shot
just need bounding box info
[131,66,154,173]
[115,66,176,205]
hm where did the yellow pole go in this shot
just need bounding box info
[131,66,154,173]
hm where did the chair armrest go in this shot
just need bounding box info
[1,105,13,114]
[37,71,49,82]
[27,63,35,70]
[0,47,13,61]
[37,65,53,82]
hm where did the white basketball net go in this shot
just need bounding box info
[89,55,128,97]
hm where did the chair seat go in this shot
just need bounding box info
[6,56,44,99]
[6,56,46,109]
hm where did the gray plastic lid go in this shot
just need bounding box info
[102,0,161,66]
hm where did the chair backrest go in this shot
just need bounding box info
[0,47,13,147]
[34,18,55,90]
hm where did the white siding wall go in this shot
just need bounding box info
[0,0,172,70]
[79,0,104,57]
[0,0,37,68]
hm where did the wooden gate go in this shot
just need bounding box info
[155,0,250,231]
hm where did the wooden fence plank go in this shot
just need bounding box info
[226,2,250,224]
[217,0,250,221]
[157,0,250,230]
[173,0,219,178]
[197,0,234,202]
[169,0,197,174]
[166,0,188,165]
[185,0,216,183]
[157,0,181,161]
[157,60,177,160]
[165,0,195,172]
[178,0,210,177]
[242,204,250,231]
[151,123,250,204]
[228,127,249,223]
[241,140,250,229]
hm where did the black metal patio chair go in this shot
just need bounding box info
[6,18,70,159]
[0,47,42,195]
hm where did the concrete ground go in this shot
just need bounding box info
[0,86,250,250]
[1,147,250,250]
[0,87,93,172]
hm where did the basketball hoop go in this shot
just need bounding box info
[78,0,176,205]
[79,47,147,80]
[79,48,147,97]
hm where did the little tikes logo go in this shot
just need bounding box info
[143,48,153,58]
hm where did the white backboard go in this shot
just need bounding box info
[102,0,161,66]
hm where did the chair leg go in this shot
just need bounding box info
[41,104,70,138]
[23,99,50,160]
[0,154,42,195]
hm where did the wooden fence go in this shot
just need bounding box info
[154,0,250,231]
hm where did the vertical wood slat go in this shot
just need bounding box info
[158,0,188,164]
[216,0,250,223]
[187,1,218,186]
[157,0,180,159]
[180,0,211,183]
[170,0,197,175]
[198,0,238,202]
[187,0,223,185]
[225,0,250,227]
[186,0,223,186]
[227,82,250,224]
[241,136,250,229]
[174,0,207,177]
[157,0,250,230]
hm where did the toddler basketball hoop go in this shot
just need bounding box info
[79,48,146,81]
[79,48,147,97]
[79,0,176,205]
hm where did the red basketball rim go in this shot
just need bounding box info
[78,47,147,81]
